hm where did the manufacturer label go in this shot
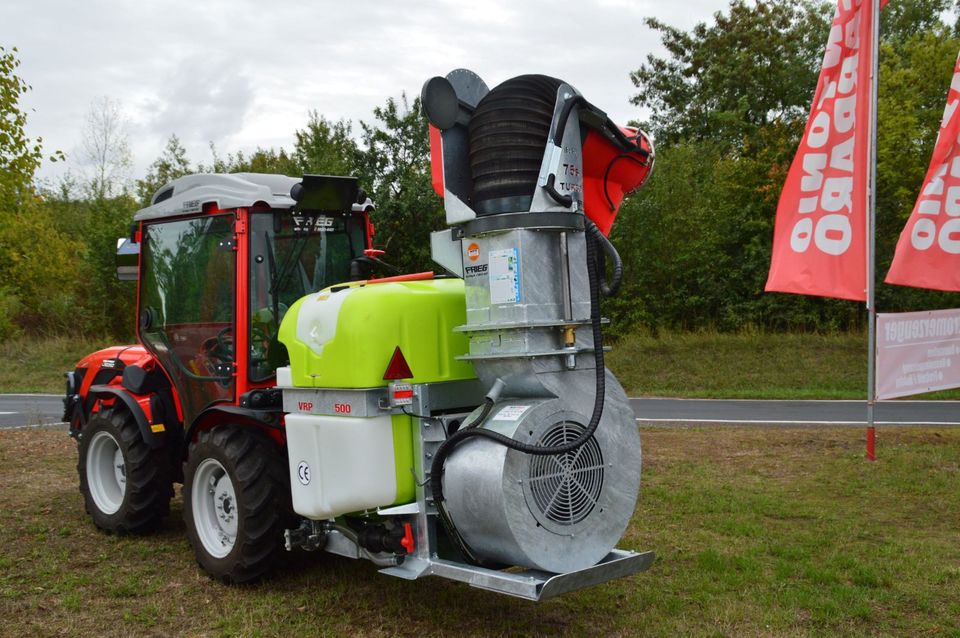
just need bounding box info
[292,214,336,233]
[464,263,488,276]
[489,248,520,304]
[297,461,311,485]
[494,405,531,421]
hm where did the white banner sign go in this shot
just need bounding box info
[876,308,960,399]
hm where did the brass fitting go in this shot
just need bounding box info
[562,325,576,348]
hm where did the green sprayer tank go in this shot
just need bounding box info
[277,278,475,519]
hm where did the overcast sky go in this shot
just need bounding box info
[2,0,732,186]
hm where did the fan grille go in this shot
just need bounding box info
[528,422,604,526]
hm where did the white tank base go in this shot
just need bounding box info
[285,413,398,519]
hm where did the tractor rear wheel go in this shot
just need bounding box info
[77,408,172,533]
[182,426,289,584]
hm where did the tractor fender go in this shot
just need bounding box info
[182,405,283,459]
[87,384,159,449]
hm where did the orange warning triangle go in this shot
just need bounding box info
[383,346,414,380]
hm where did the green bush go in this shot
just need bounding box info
[0,287,22,340]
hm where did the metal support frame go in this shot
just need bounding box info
[372,380,654,601]
[278,351,653,599]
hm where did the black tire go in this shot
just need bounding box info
[182,426,290,584]
[77,408,172,534]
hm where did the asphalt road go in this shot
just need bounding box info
[0,394,65,428]
[631,397,960,426]
[1,394,958,430]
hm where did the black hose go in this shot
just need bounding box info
[544,173,573,208]
[602,152,651,212]
[459,396,494,431]
[552,95,586,146]
[585,218,622,297]
[541,95,587,210]
[430,229,607,504]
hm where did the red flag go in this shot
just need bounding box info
[885,52,960,291]
[766,0,878,301]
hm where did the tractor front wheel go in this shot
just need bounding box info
[77,408,172,533]
[183,426,289,584]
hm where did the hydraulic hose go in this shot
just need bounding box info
[430,228,607,504]
[551,95,586,147]
[585,218,622,297]
[602,152,651,212]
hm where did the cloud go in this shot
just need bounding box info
[146,53,254,149]
[3,0,734,182]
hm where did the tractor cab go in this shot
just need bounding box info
[116,173,376,429]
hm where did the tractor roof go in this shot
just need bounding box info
[134,173,302,221]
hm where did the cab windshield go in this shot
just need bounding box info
[248,210,366,381]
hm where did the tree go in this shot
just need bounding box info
[614,1,841,332]
[881,0,955,42]
[611,0,960,334]
[874,25,960,313]
[199,113,358,178]
[0,45,75,338]
[136,134,192,205]
[356,94,443,273]
[79,96,133,201]
[630,1,832,150]
[0,45,54,211]
[293,112,359,176]
[203,144,299,176]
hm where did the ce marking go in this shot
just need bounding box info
[297,461,311,485]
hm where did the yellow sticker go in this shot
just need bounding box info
[150,423,166,433]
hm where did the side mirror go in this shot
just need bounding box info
[349,256,374,281]
[116,237,139,281]
[139,307,158,331]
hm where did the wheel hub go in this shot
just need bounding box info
[214,477,237,532]
[193,458,238,558]
[86,429,126,515]
[113,448,126,489]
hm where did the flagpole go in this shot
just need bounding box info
[866,0,880,461]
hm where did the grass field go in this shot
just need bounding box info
[4,331,951,400]
[0,336,117,395]
[1,425,957,637]
[606,331,872,399]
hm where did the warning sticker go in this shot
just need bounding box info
[489,248,520,305]
[494,405,531,421]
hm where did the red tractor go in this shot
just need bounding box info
[66,173,380,580]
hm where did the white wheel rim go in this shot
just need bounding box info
[86,430,126,515]
[192,458,238,558]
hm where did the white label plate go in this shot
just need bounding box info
[494,405,531,421]
[489,248,520,305]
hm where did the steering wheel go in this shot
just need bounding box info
[251,325,271,344]
[204,326,234,363]
[248,325,273,369]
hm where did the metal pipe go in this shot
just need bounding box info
[559,231,573,322]
[866,0,880,461]
[327,523,402,567]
